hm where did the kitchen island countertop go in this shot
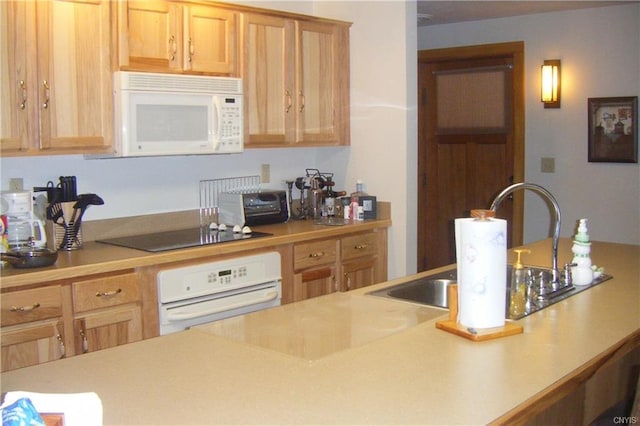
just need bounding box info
[1,238,639,424]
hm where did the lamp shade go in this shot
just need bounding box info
[541,59,561,108]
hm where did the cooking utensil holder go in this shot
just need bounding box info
[46,202,83,250]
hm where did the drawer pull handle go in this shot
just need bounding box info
[95,288,122,297]
[10,303,41,312]
[308,251,325,258]
[354,244,368,250]
[57,334,66,359]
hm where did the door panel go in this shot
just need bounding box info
[418,42,524,272]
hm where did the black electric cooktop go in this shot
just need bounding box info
[97,228,272,253]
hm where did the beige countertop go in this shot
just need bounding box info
[0,208,391,290]
[1,238,639,424]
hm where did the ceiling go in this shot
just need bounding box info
[417,1,638,26]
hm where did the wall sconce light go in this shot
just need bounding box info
[541,59,561,108]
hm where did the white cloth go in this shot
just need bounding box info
[1,391,102,426]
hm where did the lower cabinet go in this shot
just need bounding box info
[1,286,66,372]
[340,232,382,291]
[1,319,66,372]
[292,239,338,302]
[291,229,387,302]
[71,272,143,354]
[74,305,142,354]
[0,270,143,372]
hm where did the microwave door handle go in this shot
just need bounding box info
[212,96,222,151]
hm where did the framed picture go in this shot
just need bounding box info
[588,96,638,163]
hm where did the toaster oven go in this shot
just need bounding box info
[218,190,288,227]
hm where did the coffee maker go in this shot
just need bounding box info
[1,190,47,249]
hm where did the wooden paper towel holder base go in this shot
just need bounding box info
[436,284,523,341]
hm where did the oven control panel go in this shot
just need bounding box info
[157,252,281,304]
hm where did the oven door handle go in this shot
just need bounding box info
[166,291,280,321]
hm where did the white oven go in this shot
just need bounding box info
[157,252,281,335]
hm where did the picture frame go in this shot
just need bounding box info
[588,96,638,163]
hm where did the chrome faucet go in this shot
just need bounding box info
[489,182,568,296]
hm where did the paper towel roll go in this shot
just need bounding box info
[455,217,507,329]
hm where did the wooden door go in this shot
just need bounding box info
[120,0,181,72]
[184,5,236,74]
[0,0,30,152]
[295,21,340,145]
[38,0,113,152]
[341,258,377,292]
[417,42,525,271]
[293,266,336,302]
[74,305,142,354]
[1,320,66,372]
[242,13,295,146]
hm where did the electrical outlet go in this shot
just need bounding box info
[8,178,24,191]
[541,157,555,173]
[261,164,270,184]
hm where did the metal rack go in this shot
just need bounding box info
[199,175,260,227]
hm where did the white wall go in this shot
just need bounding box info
[0,1,417,280]
[418,4,640,245]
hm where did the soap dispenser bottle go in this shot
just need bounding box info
[509,249,531,318]
[571,218,593,286]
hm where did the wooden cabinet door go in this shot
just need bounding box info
[1,320,66,372]
[295,20,349,145]
[184,5,236,74]
[0,0,30,153]
[293,266,336,302]
[242,13,294,146]
[341,257,378,292]
[37,0,113,153]
[74,305,143,354]
[120,0,181,72]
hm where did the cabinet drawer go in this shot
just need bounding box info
[1,286,63,326]
[341,233,379,261]
[72,273,140,313]
[294,239,337,270]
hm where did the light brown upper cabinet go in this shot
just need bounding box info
[242,13,350,147]
[0,0,113,156]
[117,0,237,75]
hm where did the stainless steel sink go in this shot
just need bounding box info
[368,266,612,320]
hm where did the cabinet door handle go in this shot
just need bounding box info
[18,80,26,109]
[168,35,177,61]
[308,251,325,258]
[299,91,305,112]
[41,80,50,109]
[10,303,41,312]
[285,90,292,113]
[79,329,88,353]
[188,37,194,62]
[57,334,66,359]
[344,273,351,291]
[95,288,122,297]
[354,244,368,250]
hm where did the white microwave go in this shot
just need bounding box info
[112,72,243,157]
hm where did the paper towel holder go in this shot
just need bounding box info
[435,284,523,341]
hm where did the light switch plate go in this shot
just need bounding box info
[9,178,24,191]
[541,157,555,173]
[261,164,270,183]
